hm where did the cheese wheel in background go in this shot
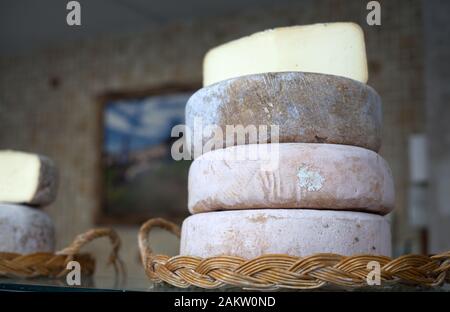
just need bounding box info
[180,209,392,258]
[203,22,368,86]
[0,204,55,253]
[0,150,58,206]
[186,72,382,155]
[188,143,395,215]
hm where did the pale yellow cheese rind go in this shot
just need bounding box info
[0,150,58,206]
[203,22,368,85]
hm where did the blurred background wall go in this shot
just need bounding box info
[0,0,449,278]
[424,0,450,254]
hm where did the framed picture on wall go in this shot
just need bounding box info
[97,84,198,225]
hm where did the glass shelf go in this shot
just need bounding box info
[1,276,449,292]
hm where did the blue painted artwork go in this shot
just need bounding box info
[102,92,192,223]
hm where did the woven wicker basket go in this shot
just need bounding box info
[0,228,124,279]
[138,218,450,290]
[1,220,448,291]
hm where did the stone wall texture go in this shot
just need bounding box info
[424,0,450,253]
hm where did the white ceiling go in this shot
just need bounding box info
[0,0,296,56]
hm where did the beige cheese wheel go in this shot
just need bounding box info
[0,150,59,206]
[186,72,382,155]
[203,22,368,85]
[180,209,392,258]
[0,204,55,253]
[188,143,395,215]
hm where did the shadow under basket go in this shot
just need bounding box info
[138,218,450,291]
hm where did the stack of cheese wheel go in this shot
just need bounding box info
[0,150,57,254]
[181,22,395,258]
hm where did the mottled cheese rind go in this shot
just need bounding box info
[203,22,368,86]
[0,150,58,206]
[180,209,392,258]
[0,203,55,253]
[187,72,382,155]
[188,143,395,215]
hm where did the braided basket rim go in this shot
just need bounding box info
[139,218,450,291]
[0,228,125,279]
